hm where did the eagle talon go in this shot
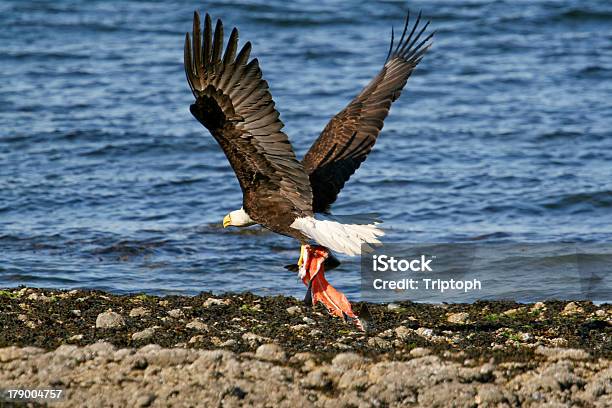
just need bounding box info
[297,244,309,280]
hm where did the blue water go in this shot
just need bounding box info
[1,0,611,302]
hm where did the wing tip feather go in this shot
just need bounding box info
[388,9,434,66]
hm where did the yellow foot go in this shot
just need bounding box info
[297,244,310,280]
[297,244,305,268]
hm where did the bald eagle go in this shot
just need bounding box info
[184,11,433,327]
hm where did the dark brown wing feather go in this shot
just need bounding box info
[302,11,434,213]
[185,12,313,234]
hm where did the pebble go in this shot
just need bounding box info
[395,326,412,340]
[301,368,331,389]
[447,312,470,324]
[410,347,431,357]
[95,311,125,329]
[186,320,208,331]
[335,342,353,350]
[387,303,400,310]
[290,324,309,331]
[71,309,82,317]
[367,336,391,349]
[475,385,505,405]
[134,393,156,407]
[203,298,228,307]
[67,334,84,343]
[242,332,269,348]
[561,302,584,316]
[302,317,315,324]
[188,335,205,344]
[129,307,150,318]
[531,302,546,312]
[167,309,184,319]
[286,306,301,315]
[132,328,156,341]
[503,308,523,317]
[255,344,287,363]
[415,327,434,338]
[550,338,568,347]
[331,353,364,369]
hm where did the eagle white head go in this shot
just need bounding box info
[223,207,256,228]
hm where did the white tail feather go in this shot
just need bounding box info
[291,214,384,256]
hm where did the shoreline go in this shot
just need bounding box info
[1,287,610,406]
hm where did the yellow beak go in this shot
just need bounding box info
[223,214,231,228]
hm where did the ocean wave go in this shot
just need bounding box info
[542,191,612,211]
[557,8,612,22]
[89,239,169,259]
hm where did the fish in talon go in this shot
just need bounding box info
[298,245,364,330]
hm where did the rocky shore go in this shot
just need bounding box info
[0,288,610,407]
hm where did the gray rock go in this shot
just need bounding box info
[242,332,270,348]
[503,308,523,317]
[219,339,237,347]
[255,344,287,363]
[535,347,590,361]
[561,302,585,315]
[67,334,84,343]
[203,297,228,307]
[96,311,125,329]
[167,309,184,319]
[367,336,392,350]
[549,338,568,347]
[447,312,470,324]
[87,341,116,357]
[301,368,332,389]
[134,393,156,407]
[395,326,412,340]
[188,335,205,344]
[142,348,197,366]
[0,342,607,407]
[410,347,431,357]
[132,327,156,341]
[331,353,364,369]
[0,347,26,362]
[129,307,150,317]
[337,368,369,390]
[415,327,434,338]
[286,306,301,315]
[186,319,208,331]
[475,384,507,405]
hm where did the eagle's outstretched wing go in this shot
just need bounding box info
[185,12,313,223]
[302,12,433,213]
